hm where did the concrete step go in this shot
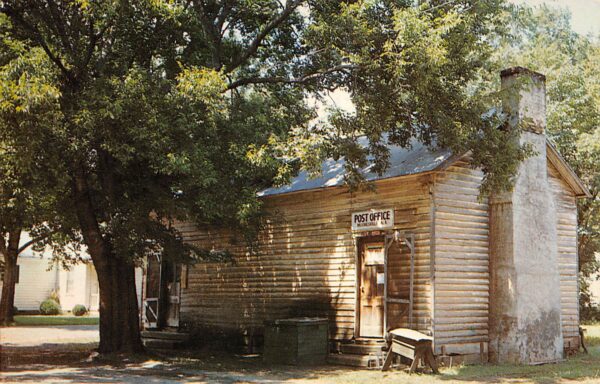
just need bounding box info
[339,342,386,355]
[328,352,385,368]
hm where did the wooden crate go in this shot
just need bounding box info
[263,317,328,365]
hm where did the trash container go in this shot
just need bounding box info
[263,317,328,365]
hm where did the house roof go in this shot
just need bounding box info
[546,140,591,198]
[258,138,453,197]
[258,137,590,198]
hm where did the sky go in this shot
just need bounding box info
[511,0,600,36]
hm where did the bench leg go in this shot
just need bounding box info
[425,347,439,374]
[381,349,394,371]
[409,354,420,373]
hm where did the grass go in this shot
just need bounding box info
[13,314,99,326]
[582,324,600,346]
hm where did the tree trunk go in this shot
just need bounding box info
[72,167,143,354]
[0,230,21,325]
[95,254,143,354]
[0,253,18,324]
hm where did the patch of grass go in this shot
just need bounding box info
[13,315,99,326]
[445,347,600,383]
[583,324,600,346]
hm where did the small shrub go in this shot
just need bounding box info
[49,289,60,304]
[72,304,88,317]
[39,299,62,315]
[12,306,18,315]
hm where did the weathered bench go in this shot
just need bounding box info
[381,328,438,374]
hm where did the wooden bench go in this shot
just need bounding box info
[381,328,438,373]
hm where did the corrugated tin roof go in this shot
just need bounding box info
[258,138,452,197]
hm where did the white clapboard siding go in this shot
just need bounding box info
[178,174,434,340]
[432,159,490,355]
[548,162,580,349]
[13,257,58,311]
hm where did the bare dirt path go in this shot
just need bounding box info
[0,325,99,347]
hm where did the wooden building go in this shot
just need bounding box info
[141,68,590,365]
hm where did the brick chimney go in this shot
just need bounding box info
[488,67,564,364]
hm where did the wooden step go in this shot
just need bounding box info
[328,352,384,368]
[354,338,386,345]
[141,331,190,342]
[142,338,181,350]
[340,342,386,355]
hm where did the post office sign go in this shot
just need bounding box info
[351,208,394,231]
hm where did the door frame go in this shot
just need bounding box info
[353,231,415,339]
[143,256,183,329]
[354,235,386,338]
[143,254,162,329]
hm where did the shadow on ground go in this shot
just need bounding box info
[1,328,600,383]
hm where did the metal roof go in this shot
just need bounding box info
[258,138,452,197]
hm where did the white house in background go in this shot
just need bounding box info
[0,233,143,313]
[590,253,600,306]
[0,236,100,312]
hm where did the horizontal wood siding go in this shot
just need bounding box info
[178,175,433,340]
[548,163,579,349]
[12,258,58,311]
[433,160,490,355]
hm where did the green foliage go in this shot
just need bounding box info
[0,0,529,268]
[39,299,61,315]
[71,304,87,317]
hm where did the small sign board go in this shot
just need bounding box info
[351,208,394,231]
[364,243,385,265]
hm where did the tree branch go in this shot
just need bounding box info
[0,4,74,83]
[17,231,52,255]
[226,64,356,90]
[46,0,74,56]
[216,0,235,32]
[225,0,304,73]
[7,229,21,261]
[193,0,224,69]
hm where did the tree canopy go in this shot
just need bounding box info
[0,0,532,351]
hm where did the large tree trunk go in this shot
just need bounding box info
[95,254,143,353]
[72,167,143,354]
[0,230,21,325]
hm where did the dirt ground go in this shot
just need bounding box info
[1,325,600,383]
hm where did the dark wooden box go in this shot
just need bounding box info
[263,317,328,365]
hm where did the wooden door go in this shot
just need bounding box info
[359,240,385,338]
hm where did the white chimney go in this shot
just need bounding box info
[489,67,564,364]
